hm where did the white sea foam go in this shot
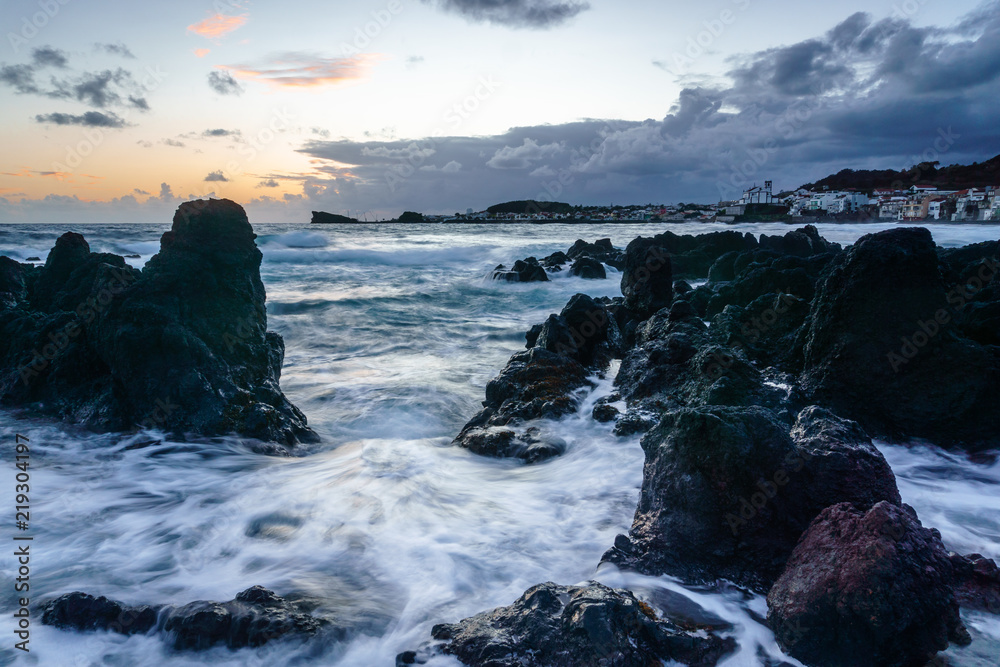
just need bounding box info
[0,221,997,666]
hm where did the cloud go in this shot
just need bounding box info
[96,42,136,59]
[425,0,589,28]
[187,14,248,39]
[71,69,132,107]
[163,138,186,147]
[221,52,382,88]
[288,4,1000,213]
[203,128,241,137]
[158,183,175,200]
[133,188,151,195]
[1,57,153,116]
[207,70,244,95]
[486,138,563,169]
[204,170,229,182]
[194,48,211,58]
[35,111,127,128]
[32,46,68,68]
[257,178,280,188]
[406,56,425,68]
[0,64,39,94]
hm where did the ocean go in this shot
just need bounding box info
[1,220,999,666]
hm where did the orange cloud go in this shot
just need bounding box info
[194,48,211,58]
[187,14,247,39]
[221,52,383,89]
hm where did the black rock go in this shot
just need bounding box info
[767,501,970,666]
[952,553,1000,615]
[405,581,735,667]
[453,347,589,462]
[569,257,607,279]
[41,586,332,651]
[603,405,900,591]
[800,227,999,451]
[621,238,673,319]
[0,199,316,445]
[41,592,159,635]
[532,294,621,366]
[492,257,548,282]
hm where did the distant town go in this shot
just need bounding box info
[312,155,1000,224]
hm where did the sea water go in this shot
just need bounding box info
[0,221,998,666]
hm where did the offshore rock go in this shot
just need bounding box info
[0,199,316,445]
[41,586,332,651]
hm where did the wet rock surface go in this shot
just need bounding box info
[800,227,999,451]
[399,581,735,667]
[41,586,332,650]
[454,294,619,462]
[767,501,970,666]
[0,199,315,445]
[492,257,548,282]
[602,405,900,591]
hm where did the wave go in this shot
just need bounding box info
[261,245,500,266]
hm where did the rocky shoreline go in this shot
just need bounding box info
[5,200,998,665]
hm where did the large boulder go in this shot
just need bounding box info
[621,238,673,319]
[398,581,734,667]
[800,227,998,451]
[603,405,900,591]
[453,347,588,463]
[0,199,315,445]
[569,257,607,279]
[492,257,548,282]
[611,304,787,434]
[454,294,620,462]
[41,586,332,650]
[531,294,621,366]
[767,501,971,666]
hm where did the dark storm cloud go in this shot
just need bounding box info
[295,3,1000,211]
[32,46,69,68]
[35,111,128,128]
[425,0,589,28]
[207,70,244,96]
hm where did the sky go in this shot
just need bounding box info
[1,0,998,222]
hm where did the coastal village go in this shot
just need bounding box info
[437,182,1000,223]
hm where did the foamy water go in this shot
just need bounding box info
[0,221,998,666]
